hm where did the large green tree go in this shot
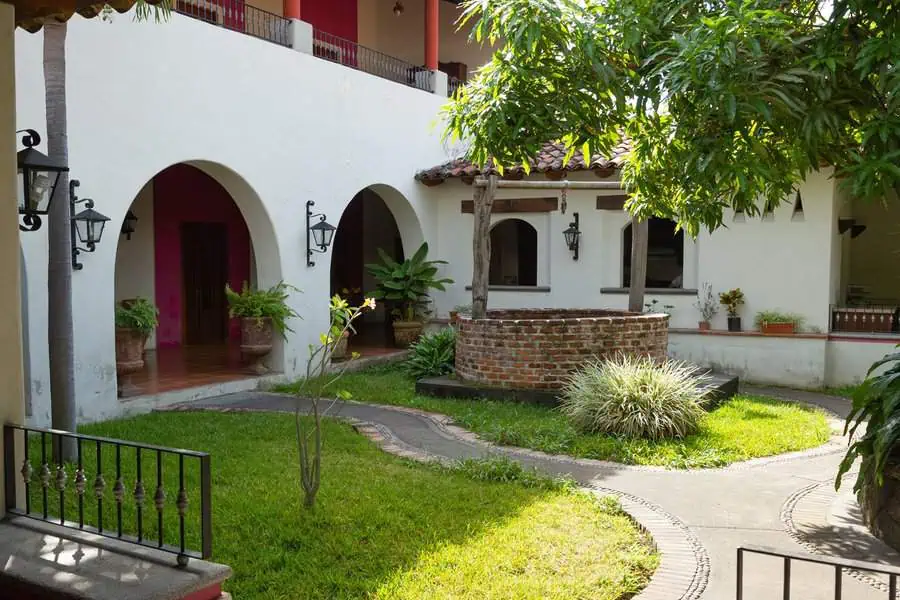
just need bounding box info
[445,0,899,236]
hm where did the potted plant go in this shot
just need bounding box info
[694,282,719,331]
[114,297,158,398]
[329,294,355,360]
[755,310,805,335]
[719,288,745,332]
[225,281,300,374]
[367,242,454,348]
[449,303,472,325]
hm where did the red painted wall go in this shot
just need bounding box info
[153,164,251,346]
[303,0,357,41]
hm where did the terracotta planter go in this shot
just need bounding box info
[698,321,711,331]
[240,317,274,375]
[761,321,795,335]
[393,321,424,348]
[331,330,350,360]
[115,327,146,398]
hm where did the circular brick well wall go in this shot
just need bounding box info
[455,309,669,390]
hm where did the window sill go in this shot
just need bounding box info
[465,285,551,293]
[601,287,698,296]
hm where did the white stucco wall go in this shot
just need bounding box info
[15,12,450,424]
[114,181,156,348]
[825,336,898,386]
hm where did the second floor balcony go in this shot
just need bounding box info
[172,0,489,95]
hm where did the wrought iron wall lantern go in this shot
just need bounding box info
[306,200,336,267]
[121,210,138,240]
[16,128,69,232]
[70,180,110,270]
[562,212,581,260]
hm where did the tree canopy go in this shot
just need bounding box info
[444,0,900,235]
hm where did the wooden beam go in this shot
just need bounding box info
[596,195,628,210]
[461,197,558,214]
[471,176,497,320]
[473,178,623,190]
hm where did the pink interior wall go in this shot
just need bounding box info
[303,0,357,41]
[153,164,251,346]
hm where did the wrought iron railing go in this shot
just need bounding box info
[830,304,899,333]
[448,76,463,97]
[737,545,900,599]
[312,29,434,92]
[175,0,291,48]
[3,424,212,565]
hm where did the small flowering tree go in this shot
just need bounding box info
[295,294,376,509]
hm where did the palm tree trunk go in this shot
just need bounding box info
[628,218,649,313]
[44,22,77,460]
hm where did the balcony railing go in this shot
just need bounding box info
[3,424,212,565]
[312,29,434,93]
[830,304,900,333]
[175,0,291,48]
[448,76,463,97]
[737,545,900,599]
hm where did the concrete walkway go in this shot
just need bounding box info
[170,385,900,600]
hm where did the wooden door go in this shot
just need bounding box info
[181,222,229,345]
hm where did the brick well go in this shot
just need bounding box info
[455,309,669,390]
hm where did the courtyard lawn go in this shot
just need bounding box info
[275,365,833,469]
[79,412,657,600]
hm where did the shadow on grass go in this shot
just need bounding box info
[42,412,591,600]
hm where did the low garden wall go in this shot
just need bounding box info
[455,309,669,390]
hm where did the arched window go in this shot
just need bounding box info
[489,219,538,286]
[623,218,684,288]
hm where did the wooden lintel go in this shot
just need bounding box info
[596,195,628,210]
[461,197,558,214]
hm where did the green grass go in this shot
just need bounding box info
[820,384,860,398]
[30,412,656,599]
[275,365,833,469]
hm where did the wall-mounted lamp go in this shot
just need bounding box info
[306,200,336,267]
[70,180,110,270]
[16,128,68,232]
[393,1,404,16]
[121,210,138,240]
[562,212,581,260]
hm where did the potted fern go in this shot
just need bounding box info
[367,242,453,347]
[226,281,300,374]
[114,297,158,398]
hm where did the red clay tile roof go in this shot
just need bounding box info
[415,140,631,182]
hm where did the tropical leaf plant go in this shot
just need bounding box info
[836,347,900,493]
[366,243,454,322]
[405,327,457,379]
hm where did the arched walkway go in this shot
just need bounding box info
[330,185,423,353]
[113,162,282,395]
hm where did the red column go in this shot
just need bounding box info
[284,0,300,20]
[425,0,439,70]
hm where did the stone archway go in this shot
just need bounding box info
[330,184,424,352]
[113,161,283,395]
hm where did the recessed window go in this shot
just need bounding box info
[623,218,684,288]
[489,219,538,286]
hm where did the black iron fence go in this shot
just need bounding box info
[175,0,291,48]
[737,545,900,599]
[312,29,434,92]
[3,424,212,565]
[830,304,899,333]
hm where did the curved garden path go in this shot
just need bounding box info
[168,385,900,600]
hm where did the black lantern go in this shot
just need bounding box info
[306,200,336,267]
[16,129,68,232]
[563,212,581,260]
[70,180,111,270]
[121,210,138,240]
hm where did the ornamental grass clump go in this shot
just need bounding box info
[560,356,710,440]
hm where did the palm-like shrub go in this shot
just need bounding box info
[405,327,456,379]
[560,356,710,440]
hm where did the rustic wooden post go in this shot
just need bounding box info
[628,217,649,313]
[471,175,497,319]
